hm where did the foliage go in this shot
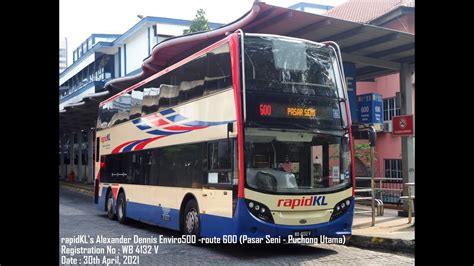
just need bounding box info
[354,143,372,161]
[183,9,210,34]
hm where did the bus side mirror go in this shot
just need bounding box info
[368,128,376,147]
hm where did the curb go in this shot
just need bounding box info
[346,235,414,254]
[60,183,94,197]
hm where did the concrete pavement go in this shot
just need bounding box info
[349,206,414,253]
[60,181,415,255]
[60,187,414,264]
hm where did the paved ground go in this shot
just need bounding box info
[352,205,414,240]
[60,188,414,265]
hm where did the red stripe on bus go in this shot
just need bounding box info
[229,32,245,199]
[163,125,206,131]
[149,118,170,127]
[134,136,165,150]
[344,93,356,196]
[112,140,136,154]
[111,186,119,199]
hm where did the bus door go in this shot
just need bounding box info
[201,141,234,218]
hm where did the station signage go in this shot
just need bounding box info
[392,115,414,136]
[357,93,383,131]
[343,63,358,122]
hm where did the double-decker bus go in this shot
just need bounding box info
[94,31,355,240]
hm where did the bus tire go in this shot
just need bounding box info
[106,190,116,220]
[182,199,200,237]
[116,192,128,224]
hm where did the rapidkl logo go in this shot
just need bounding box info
[277,196,327,209]
[100,134,111,143]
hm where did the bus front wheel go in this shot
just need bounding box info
[106,191,116,220]
[116,192,128,224]
[183,199,200,237]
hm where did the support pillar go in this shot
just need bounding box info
[78,130,83,182]
[60,134,65,179]
[399,63,415,217]
[87,129,94,183]
[69,132,75,181]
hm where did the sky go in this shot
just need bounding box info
[60,0,348,66]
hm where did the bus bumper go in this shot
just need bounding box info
[233,198,354,239]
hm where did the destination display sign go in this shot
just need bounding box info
[259,103,317,119]
[246,93,344,131]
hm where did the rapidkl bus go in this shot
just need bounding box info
[94,31,355,240]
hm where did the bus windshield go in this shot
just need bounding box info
[245,128,352,194]
[244,35,344,99]
[243,35,348,132]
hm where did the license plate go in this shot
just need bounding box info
[293,231,312,237]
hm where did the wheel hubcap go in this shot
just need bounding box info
[107,197,113,212]
[118,200,123,218]
[185,209,198,233]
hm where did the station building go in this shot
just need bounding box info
[59,37,68,73]
[324,0,415,204]
[59,17,223,182]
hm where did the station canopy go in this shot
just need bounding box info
[60,1,414,134]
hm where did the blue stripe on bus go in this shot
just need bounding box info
[160,109,175,116]
[125,200,233,235]
[133,119,152,130]
[146,129,189,136]
[97,191,353,239]
[146,198,352,238]
[200,214,234,237]
[166,114,188,123]
[126,201,180,231]
[123,138,150,152]
[96,187,108,211]
[136,124,152,130]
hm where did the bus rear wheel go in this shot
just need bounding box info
[116,192,128,224]
[106,191,116,220]
[182,199,200,237]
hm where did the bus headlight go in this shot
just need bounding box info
[330,197,352,221]
[245,199,274,223]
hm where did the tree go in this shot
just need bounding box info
[183,9,210,34]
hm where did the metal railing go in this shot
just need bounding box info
[354,176,384,226]
[378,178,403,204]
[356,177,403,205]
[352,125,379,226]
[400,183,415,224]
